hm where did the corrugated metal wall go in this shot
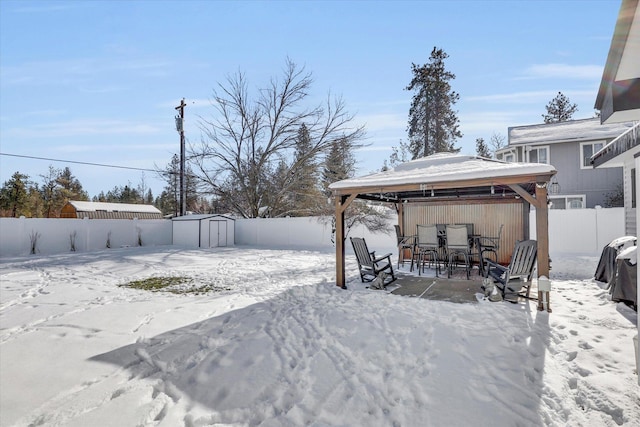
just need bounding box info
[62,210,163,219]
[403,200,527,264]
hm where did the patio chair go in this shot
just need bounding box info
[415,224,441,276]
[394,225,414,269]
[445,224,471,279]
[350,237,397,287]
[478,224,504,273]
[483,239,537,300]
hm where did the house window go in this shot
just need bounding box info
[527,146,549,164]
[549,195,586,210]
[504,153,515,163]
[580,141,605,169]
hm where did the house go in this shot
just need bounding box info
[590,0,640,386]
[60,201,163,219]
[592,0,640,236]
[497,118,635,209]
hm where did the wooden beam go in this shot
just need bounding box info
[508,184,537,206]
[535,183,551,312]
[335,195,350,289]
[338,193,358,214]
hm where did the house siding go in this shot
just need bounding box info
[548,142,623,208]
[624,157,637,235]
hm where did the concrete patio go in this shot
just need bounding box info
[388,270,485,304]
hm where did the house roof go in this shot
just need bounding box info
[67,201,161,214]
[594,0,640,124]
[591,121,640,168]
[506,117,636,147]
[329,153,556,202]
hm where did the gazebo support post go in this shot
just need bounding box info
[509,183,552,312]
[335,194,357,289]
[535,183,551,312]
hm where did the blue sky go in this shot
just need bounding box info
[0,0,622,199]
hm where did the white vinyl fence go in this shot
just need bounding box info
[0,208,626,257]
[0,217,172,256]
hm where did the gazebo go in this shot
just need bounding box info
[329,153,557,311]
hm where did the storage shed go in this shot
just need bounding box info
[172,214,235,248]
[60,201,163,219]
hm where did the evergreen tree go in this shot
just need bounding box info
[0,172,31,217]
[542,92,578,123]
[157,155,180,216]
[475,137,492,158]
[40,166,62,218]
[145,189,154,205]
[406,47,462,158]
[56,167,89,202]
[289,124,323,216]
[322,138,356,197]
[320,138,392,242]
[25,184,44,218]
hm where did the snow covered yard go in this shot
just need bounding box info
[0,246,638,426]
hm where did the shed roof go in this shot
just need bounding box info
[68,201,161,214]
[507,118,636,146]
[172,214,235,221]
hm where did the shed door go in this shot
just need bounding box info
[209,220,227,247]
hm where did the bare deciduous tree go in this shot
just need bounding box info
[192,58,365,218]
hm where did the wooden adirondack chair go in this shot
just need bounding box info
[350,237,397,287]
[483,239,537,299]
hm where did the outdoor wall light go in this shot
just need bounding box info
[549,176,561,195]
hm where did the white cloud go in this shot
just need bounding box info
[464,91,557,103]
[354,112,406,133]
[5,119,163,138]
[518,63,603,80]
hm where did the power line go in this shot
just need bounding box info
[0,152,161,173]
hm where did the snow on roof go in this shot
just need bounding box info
[329,153,556,190]
[508,117,636,146]
[172,214,235,221]
[68,201,161,214]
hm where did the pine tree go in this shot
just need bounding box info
[475,138,492,158]
[322,138,356,197]
[40,166,62,218]
[289,124,323,216]
[0,172,31,217]
[406,47,462,158]
[56,167,89,202]
[542,92,578,123]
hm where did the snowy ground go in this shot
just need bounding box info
[0,245,638,427]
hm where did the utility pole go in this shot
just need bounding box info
[175,98,186,216]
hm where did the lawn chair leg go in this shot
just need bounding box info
[538,291,552,312]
